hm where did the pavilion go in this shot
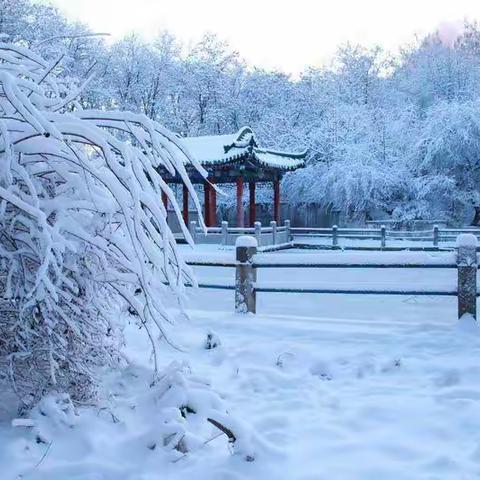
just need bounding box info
[162,126,306,227]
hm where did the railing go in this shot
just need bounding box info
[189,219,291,247]
[291,225,480,249]
[186,220,480,250]
[186,235,478,320]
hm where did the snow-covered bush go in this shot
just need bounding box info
[23,363,258,462]
[0,43,205,409]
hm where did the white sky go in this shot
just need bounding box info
[50,0,480,74]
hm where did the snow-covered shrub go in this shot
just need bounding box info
[139,361,256,461]
[0,43,206,409]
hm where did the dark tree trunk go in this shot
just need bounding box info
[472,206,480,226]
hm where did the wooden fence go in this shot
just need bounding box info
[186,235,478,319]
[291,225,480,249]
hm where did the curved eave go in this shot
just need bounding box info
[252,149,306,172]
[255,160,305,172]
[254,146,308,159]
[197,151,250,167]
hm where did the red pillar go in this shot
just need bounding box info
[249,181,256,227]
[273,179,280,223]
[204,181,211,227]
[182,184,189,226]
[236,177,244,227]
[209,179,217,226]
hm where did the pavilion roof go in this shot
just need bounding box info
[180,126,306,172]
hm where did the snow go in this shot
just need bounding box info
[181,131,239,163]
[4,6,480,479]
[456,233,478,248]
[11,419,35,428]
[254,250,456,266]
[180,127,306,171]
[236,235,258,248]
[254,149,305,170]
[457,313,479,334]
[3,245,480,479]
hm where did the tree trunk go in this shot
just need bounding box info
[472,206,480,226]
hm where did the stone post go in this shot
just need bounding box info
[254,221,262,247]
[221,221,228,246]
[285,219,291,242]
[457,234,478,320]
[332,225,338,247]
[433,225,439,247]
[270,220,277,245]
[381,225,386,249]
[235,236,257,314]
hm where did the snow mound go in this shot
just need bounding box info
[456,313,479,333]
[455,233,478,248]
[236,236,258,248]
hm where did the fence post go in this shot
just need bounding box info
[332,225,338,247]
[381,225,386,249]
[285,219,291,242]
[457,234,477,320]
[189,220,197,243]
[270,220,277,245]
[254,221,262,247]
[235,236,257,314]
[433,225,439,247]
[221,221,228,245]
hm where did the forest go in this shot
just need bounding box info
[5,0,480,225]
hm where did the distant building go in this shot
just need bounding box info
[162,126,306,227]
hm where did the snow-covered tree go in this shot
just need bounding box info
[414,100,480,225]
[0,42,206,408]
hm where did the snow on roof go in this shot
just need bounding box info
[254,149,305,170]
[181,126,306,171]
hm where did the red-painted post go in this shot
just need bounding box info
[236,177,244,227]
[249,181,256,227]
[273,179,280,224]
[209,179,217,226]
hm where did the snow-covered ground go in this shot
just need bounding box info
[3,244,480,479]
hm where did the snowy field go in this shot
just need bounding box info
[3,244,480,480]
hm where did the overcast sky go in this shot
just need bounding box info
[50,0,480,73]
